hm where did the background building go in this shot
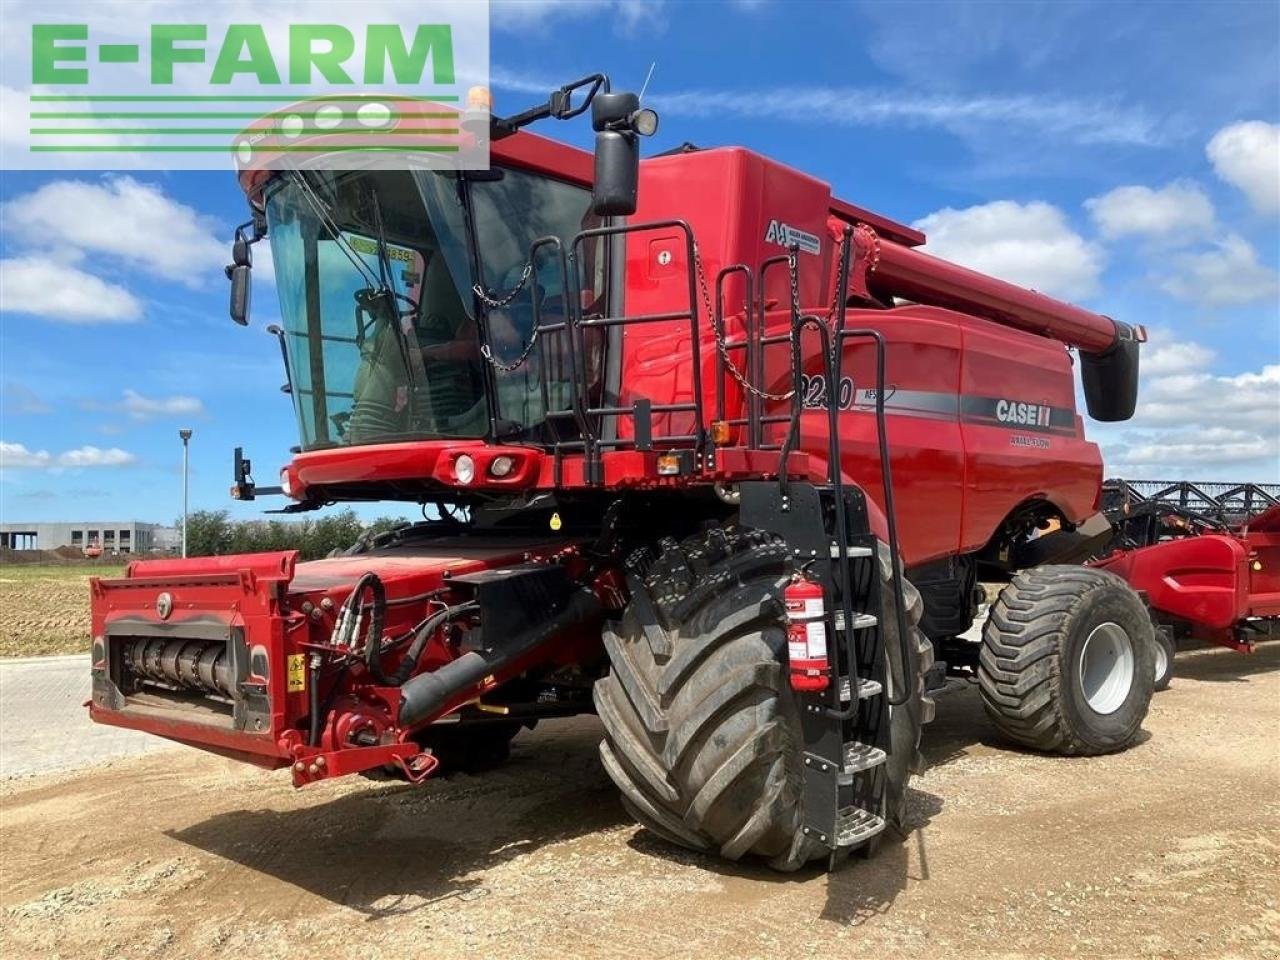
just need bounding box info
[0,521,179,555]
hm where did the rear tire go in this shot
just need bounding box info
[594,525,930,871]
[978,566,1154,755]
[1152,626,1175,692]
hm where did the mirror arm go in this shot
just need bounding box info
[492,74,610,139]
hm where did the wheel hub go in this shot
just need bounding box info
[1077,622,1135,715]
[1152,638,1168,681]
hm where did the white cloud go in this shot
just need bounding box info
[1139,362,1280,433]
[0,442,52,469]
[0,441,136,469]
[1158,234,1280,306]
[3,176,225,287]
[650,87,1164,147]
[911,200,1103,299]
[1115,427,1276,467]
[1085,181,1215,242]
[0,257,142,323]
[1141,339,1215,376]
[1207,121,1280,214]
[56,446,137,468]
[121,389,205,421]
[490,66,1164,147]
[1097,336,1279,478]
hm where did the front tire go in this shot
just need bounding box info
[979,566,1154,755]
[594,525,930,871]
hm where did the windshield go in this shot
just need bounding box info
[265,167,604,452]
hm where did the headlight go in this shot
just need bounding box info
[280,469,293,498]
[489,455,515,478]
[630,107,659,137]
[454,454,476,485]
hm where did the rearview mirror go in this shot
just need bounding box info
[589,91,657,217]
[592,130,639,216]
[228,263,251,326]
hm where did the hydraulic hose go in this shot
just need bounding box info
[307,654,323,746]
[352,573,389,683]
[392,602,479,686]
[399,588,602,729]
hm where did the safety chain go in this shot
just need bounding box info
[473,261,534,309]
[474,259,537,371]
[481,332,540,373]
[693,242,796,402]
[822,231,851,370]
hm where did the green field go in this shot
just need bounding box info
[0,564,126,657]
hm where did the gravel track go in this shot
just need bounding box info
[2,642,1277,960]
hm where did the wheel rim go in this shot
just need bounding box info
[1077,622,1135,715]
[1153,638,1168,681]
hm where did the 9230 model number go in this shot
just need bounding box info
[799,373,856,410]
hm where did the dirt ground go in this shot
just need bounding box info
[0,565,124,658]
[2,643,1277,960]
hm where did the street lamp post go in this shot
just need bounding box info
[179,429,193,557]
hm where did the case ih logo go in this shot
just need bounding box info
[995,399,1051,427]
[764,219,821,255]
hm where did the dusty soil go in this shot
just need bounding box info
[0,565,123,657]
[2,642,1277,960]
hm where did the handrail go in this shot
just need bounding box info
[566,219,706,483]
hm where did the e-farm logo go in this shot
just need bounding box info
[1,0,490,171]
[31,23,457,87]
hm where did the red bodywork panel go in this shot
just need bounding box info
[1091,504,1280,645]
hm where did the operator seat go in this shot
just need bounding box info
[416,253,485,433]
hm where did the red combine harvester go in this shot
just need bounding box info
[87,77,1274,871]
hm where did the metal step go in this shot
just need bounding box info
[829,544,875,559]
[837,741,887,784]
[838,676,883,702]
[833,609,878,632]
[835,805,887,847]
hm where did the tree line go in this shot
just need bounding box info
[181,509,406,561]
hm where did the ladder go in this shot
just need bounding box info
[736,226,913,866]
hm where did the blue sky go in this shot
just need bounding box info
[1,0,1278,525]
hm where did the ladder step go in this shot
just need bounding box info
[830,544,875,559]
[835,805,887,847]
[833,609,878,632]
[839,741,887,781]
[838,677,883,702]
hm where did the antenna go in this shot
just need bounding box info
[638,61,657,102]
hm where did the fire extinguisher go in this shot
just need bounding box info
[785,575,829,693]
